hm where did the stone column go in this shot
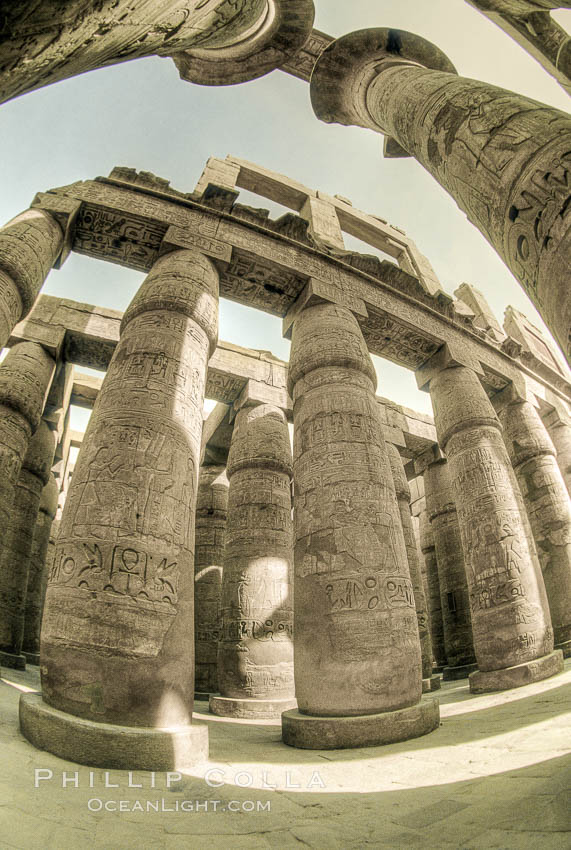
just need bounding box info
[0,342,56,576]
[0,209,63,349]
[282,301,439,750]
[20,249,218,770]
[0,420,57,668]
[194,464,228,699]
[310,28,571,364]
[419,508,447,671]
[542,407,571,496]
[497,392,571,657]
[22,474,59,666]
[211,404,296,719]
[386,442,439,692]
[424,458,478,681]
[426,358,563,692]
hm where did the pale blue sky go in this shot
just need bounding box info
[1,1,569,429]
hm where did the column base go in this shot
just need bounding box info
[19,693,209,771]
[0,650,26,670]
[281,698,440,750]
[209,694,297,720]
[442,662,478,681]
[23,652,40,666]
[469,650,564,694]
[555,638,571,659]
[422,675,441,693]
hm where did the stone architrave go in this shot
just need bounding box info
[310,28,571,364]
[0,209,63,350]
[0,343,56,576]
[428,362,564,692]
[22,474,59,666]
[424,459,478,681]
[20,249,219,770]
[194,464,229,698]
[419,508,447,670]
[497,395,571,657]
[542,407,571,496]
[0,421,57,669]
[386,442,439,692]
[211,404,296,719]
[282,302,439,750]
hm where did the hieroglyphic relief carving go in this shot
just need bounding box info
[73,205,168,272]
[215,406,295,715]
[362,308,441,369]
[41,249,219,726]
[289,301,422,716]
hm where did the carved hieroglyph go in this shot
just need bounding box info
[310,28,571,364]
[499,398,571,653]
[424,459,477,671]
[194,464,228,694]
[386,442,433,679]
[419,508,447,668]
[430,365,554,672]
[216,405,294,711]
[22,474,59,663]
[0,210,62,350]
[0,420,57,666]
[289,302,422,716]
[0,343,55,568]
[543,407,571,495]
[41,249,218,727]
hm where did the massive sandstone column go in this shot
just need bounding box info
[0,343,56,577]
[0,421,57,669]
[0,210,63,350]
[419,508,447,670]
[542,406,571,496]
[386,442,439,692]
[194,464,229,698]
[427,359,563,692]
[310,28,571,365]
[282,301,438,749]
[211,404,296,719]
[496,392,571,657]
[22,474,59,666]
[424,457,477,681]
[20,249,218,770]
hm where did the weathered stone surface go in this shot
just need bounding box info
[310,27,571,364]
[22,474,59,665]
[429,364,556,686]
[0,420,57,668]
[37,249,218,768]
[215,404,295,718]
[288,301,424,724]
[469,648,564,694]
[386,441,433,679]
[282,697,440,750]
[419,508,447,668]
[424,459,477,673]
[0,210,62,350]
[194,465,228,695]
[543,406,571,496]
[498,396,571,653]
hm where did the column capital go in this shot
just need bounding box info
[415,342,484,392]
[30,193,81,269]
[282,277,368,340]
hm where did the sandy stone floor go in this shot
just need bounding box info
[0,661,570,849]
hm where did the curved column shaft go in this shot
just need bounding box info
[290,303,421,717]
[386,442,433,680]
[22,474,59,664]
[311,30,571,363]
[424,460,477,676]
[419,508,447,669]
[499,398,571,654]
[0,421,57,668]
[542,410,571,496]
[429,364,562,690]
[40,249,218,731]
[213,404,295,719]
[0,209,62,349]
[194,464,228,696]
